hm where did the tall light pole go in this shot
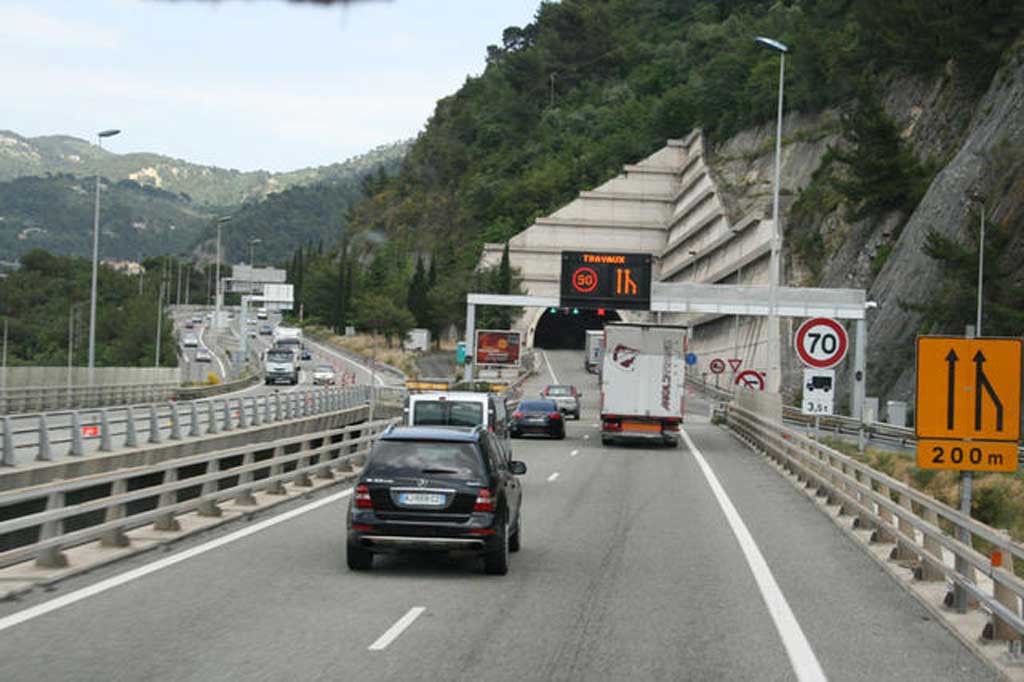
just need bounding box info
[966,191,986,336]
[214,216,232,328]
[756,36,789,394]
[87,128,121,385]
[249,237,262,267]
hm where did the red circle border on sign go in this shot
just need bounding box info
[571,266,599,293]
[709,358,726,374]
[794,317,848,369]
[734,369,765,390]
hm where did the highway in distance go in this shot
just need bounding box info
[0,351,997,681]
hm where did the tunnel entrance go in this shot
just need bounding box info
[533,309,622,349]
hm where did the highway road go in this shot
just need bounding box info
[0,350,996,681]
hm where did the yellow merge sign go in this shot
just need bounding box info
[916,336,1021,472]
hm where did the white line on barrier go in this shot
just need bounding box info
[368,606,426,651]
[680,429,826,682]
[547,472,560,482]
[540,350,559,385]
[0,488,354,635]
[198,324,227,379]
[570,449,579,457]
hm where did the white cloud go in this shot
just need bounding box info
[0,5,120,49]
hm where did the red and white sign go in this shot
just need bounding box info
[728,358,742,372]
[709,358,726,375]
[81,425,100,438]
[794,317,848,369]
[735,370,765,391]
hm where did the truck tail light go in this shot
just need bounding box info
[355,484,373,509]
[602,420,622,432]
[474,489,496,513]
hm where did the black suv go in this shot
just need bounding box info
[347,425,526,575]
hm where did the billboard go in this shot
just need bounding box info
[475,330,522,367]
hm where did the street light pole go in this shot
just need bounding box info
[967,195,986,336]
[756,36,789,394]
[214,216,231,328]
[87,128,121,385]
[249,237,262,266]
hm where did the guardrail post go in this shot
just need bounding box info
[197,459,223,517]
[871,483,897,544]
[984,532,1019,640]
[234,451,259,506]
[153,468,182,531]
[37,411,52,458]
[265,445,288,495]
[124,406,138,448]
[36,491,69,568]
[206,400,219,435]
[236,398,248,429]
[148,405,162,444]
[69,411,85,457]
[852,470,875,531]
[945,521,979,610]
[221,399,233,432]
[169,402,182,440]
[249,397,261,427]
[890,491,917,561]
[101,479,131,547]
[264,395,273,424]
[274,392,283,421]
[293,441,314,488]
[98,408,113,452]
[189,402,201,438]
[914,508,946,582]
[2,416,14,466]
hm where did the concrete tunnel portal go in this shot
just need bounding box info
[532,308,622,349]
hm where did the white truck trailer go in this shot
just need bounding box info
[599,323,686,447]
[584,329,604,373]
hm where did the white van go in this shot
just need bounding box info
[406,391,510,445]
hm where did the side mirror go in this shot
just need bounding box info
[510,461,527,475]
[578,393,584,398]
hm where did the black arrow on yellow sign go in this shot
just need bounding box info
[945,349,957,429]
[974,350,1003,431]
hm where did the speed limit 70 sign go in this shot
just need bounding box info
[794,317,848,369]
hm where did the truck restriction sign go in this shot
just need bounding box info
[794,318,848,369]
[802,369,835,416]
[709,358,726,375]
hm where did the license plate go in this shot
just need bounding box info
[526,416,546,423]
[397,492,446,507]
[622,421,661,432]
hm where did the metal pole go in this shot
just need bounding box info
[68,307,74,402]
[87,154,102,386]
[155,281,164,368]
[851,317,866,420]
[1,317,7,393]
[215,223,222,328]
[185,264,191,305]
[977,203,984,336]
[956,323,976,612]
[767,51,785,394]
[176,259,182,307]
[463,302,476,384]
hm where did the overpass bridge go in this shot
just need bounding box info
[0,349,1019,681]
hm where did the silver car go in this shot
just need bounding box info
[540,384,581,420]
[312,364,336,385]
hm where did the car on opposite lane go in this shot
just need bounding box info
[347,425,525,575]
[541,384,581,419]
[259,323,273,336]
[510,399,565,439]
[182,332,199,348]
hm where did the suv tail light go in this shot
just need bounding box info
[355,484,373,509]
[474,489,495,513]
[513,412,522,419]
[550,412,562,420]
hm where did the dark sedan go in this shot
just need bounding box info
[510,399,565,439]
[347,425,525,575]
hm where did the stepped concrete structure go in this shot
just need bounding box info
[479,129,776,380]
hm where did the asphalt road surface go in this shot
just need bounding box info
[0,350,996,681]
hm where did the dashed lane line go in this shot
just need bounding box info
[547,472,560,482]
[368,607,426,651]
[570,449,579,457]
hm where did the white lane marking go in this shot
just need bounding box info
[0,489,354,635]
[198,324,227,379]
[680,429,826,682]
[583,434,590,440]
[306,338,384,386]
[547,472,560,482]
[540,350,559,384]
[570,449,579,457]
[368,607,426,651]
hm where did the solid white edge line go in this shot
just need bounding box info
[680,429,827,682]
[306,338,384,386]
[547,472,560,482]
[368,606,426,651]
[0,488,354,635]
[198,324,228,379]
[540,350,559,385]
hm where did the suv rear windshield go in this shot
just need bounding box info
[367,440,486,479]
[412,401,484,427]
[519,400,557,412]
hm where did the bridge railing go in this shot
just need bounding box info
[727,403,1024,642]
[0,415,396,571]
[1,386,376,467]
[0,382,181,415]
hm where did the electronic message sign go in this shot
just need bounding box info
[559,251,652,311]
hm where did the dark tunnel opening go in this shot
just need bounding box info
[533,308,622,349]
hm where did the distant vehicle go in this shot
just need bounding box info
[272,326,303,350]
[182,332,199,348]
[346,425,526,574]
[259,324,273,336]
[600,323,685,447]
[191,314,203,324]
[247,318,257,327]
[195,348,212,363]
[312,364,336,385]
[264,347,298,385]
[510,399,565,439]
[300,347,312,361]
[585,330,604,374]
[256,307,268,320]
[405,391,510,446]
[184,320,195,330]
[541,384,581,419]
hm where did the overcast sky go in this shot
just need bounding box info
[1,0,540,172]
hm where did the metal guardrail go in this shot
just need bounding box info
[0,416,397,570]
[0,382,180,416]
[727,403,1024,641]
[1,386,378,467]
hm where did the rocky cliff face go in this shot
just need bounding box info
[707,38,1024,411]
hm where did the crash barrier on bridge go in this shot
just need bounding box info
[0,415,397,579]
[0,381,181,416]
[0,386,384,468]
[727,403,1024,644]
[174,371,261,401]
